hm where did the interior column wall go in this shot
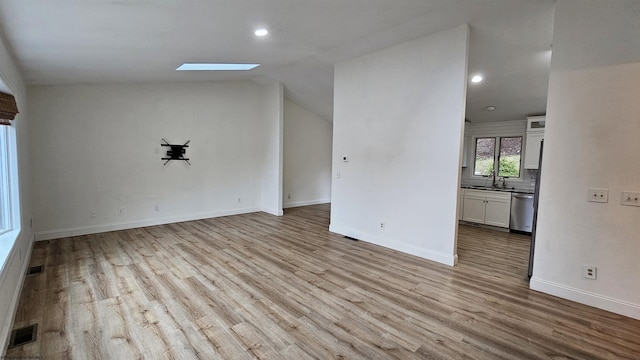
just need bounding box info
[330,25,469,266]
[531,0,640,319]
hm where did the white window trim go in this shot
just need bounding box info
[470,134,525,183]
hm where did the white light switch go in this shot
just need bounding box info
[621,191,640,207]
[588,188,608,203]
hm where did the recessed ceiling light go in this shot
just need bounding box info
[255,29,269,37]
[471,75,483,83]
[176,63,260,71]
[484,106,496,111]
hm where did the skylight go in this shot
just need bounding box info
[176,63,260,71]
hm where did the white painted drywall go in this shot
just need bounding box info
[531,0,640,319]
[283,99,332,208]
[0,34,35,353]
[260,83,284,216]
[29,81,283,240]
[330,25,469,266]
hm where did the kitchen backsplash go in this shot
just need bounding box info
[460,167,537,192]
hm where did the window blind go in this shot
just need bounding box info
[0,92,19,126]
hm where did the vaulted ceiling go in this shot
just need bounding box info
[0,0,555,123]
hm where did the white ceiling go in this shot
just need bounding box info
[0,0,555,123]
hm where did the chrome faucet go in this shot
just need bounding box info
[499,177,507,189]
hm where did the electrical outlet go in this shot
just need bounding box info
[588,189,608,203]
[380,222,385,230]
[582,266,597,280]
[287,193,291,200]
[90,211,96,218]
[154,205,159,212]
[621,191,640,207]
[237,197,241,203]
[117,208,124,216]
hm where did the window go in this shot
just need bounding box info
[498,137,522,177]
[0,89,19,268]
[473,136,522,179]
[473,137,496,176]
[0,126,10,235]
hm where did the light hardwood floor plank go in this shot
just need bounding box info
[6,204,640,359]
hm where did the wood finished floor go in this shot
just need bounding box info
[7,204,640,359]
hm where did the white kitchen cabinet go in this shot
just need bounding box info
[462,189,512,228]
[484,193,512,228]
[526,116,546,131]
[524,116,545,169]
[524,132,544,169]
[462,192,486,223]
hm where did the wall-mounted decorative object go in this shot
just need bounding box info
[161,138,191,165]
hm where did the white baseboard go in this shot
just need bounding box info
[261,207,284,216]
[34,207,261,241]
[530,277,640,320]
[284,198,330,209]
[329,224,457,267]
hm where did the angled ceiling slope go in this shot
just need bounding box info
[0,0,554,122]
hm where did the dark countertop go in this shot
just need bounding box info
[461,185,534,194]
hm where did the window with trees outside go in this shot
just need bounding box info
[473,136,522,178]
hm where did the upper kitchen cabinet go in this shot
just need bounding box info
[524,116,545,169]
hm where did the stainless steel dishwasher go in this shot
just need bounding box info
[510,192,534,233]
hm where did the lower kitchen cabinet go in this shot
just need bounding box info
[462,189,512,228]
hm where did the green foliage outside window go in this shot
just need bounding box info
[473,136,522,178]
[499,155,521,177]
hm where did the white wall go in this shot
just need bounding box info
[261,83,284,215]
[330,25,469,266]
[283,99,332,208]
[29,81,283,240]
[0,34,34,352]
[531,0,640,319]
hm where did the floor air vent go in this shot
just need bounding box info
[27,265,43,275]
[8,324,37,348]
